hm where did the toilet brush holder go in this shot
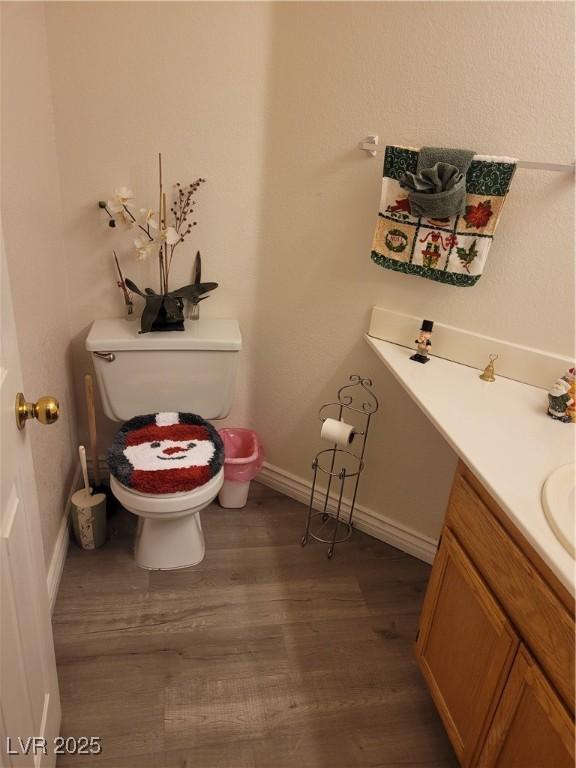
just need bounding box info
[71,445,107,550]
[71,490,107,550]
[301,375,378,559]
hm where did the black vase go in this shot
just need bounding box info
[150,296,185,332]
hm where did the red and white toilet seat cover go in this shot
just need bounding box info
[107,412,224,495]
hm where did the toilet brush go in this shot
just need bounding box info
[84,374,112,506]
[70,446,107,550]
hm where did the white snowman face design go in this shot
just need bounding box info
[124,439,216,472]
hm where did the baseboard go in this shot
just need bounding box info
[47,465,81,613]
[258,461,437,564]
[90,454,437,563]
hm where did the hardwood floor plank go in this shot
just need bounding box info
[55,623,287,670]
[53,482,454,767]
[56,651,167,763]
[54,576,370,641]
[164,672,303,750]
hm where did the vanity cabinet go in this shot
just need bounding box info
[415,462,575,767]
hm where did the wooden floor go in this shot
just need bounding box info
[53,483,456,768]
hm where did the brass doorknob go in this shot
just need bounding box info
[15,393,60,431]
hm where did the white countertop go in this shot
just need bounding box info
[365,334,575,595]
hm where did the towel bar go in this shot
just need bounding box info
[359,136,575,174]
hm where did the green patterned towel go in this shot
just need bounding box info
[371,146,517,287]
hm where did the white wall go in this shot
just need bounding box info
[9,1,572,560]
[1,2,78,567]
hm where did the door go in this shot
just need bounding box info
[0,234,61,766]
[415,529,518,766]
[478,645,575,768]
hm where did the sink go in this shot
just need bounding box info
[542,464,575,558]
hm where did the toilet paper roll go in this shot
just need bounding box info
[321,418,355,446]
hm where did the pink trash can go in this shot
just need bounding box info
[218,428,264,508]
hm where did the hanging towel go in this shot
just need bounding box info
[371,146,517,287]
[400,146,475,218]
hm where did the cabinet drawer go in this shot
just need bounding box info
[446,472,575,709]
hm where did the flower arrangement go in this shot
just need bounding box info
[98,154,217,333]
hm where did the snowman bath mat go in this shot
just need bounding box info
[108,412,224,494]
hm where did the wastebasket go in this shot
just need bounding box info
[218,428,264,508]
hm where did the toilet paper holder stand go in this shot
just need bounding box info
[301,374,379,559]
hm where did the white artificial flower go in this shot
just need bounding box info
[140,208,159,230]
[153,226,180,246]
[163,226,180,245]
[134,223,179,260]
[134,234,155,261]
[118,209,135,228]
[107,187,135,213]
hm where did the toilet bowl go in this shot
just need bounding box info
[110,469,224,569]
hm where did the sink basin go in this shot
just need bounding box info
[542,464,575,558]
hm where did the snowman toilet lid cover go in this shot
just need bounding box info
[108,412,224,494]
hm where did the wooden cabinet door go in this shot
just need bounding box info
[478,646,574,767]
[415,529,518,766]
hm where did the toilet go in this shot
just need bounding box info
[86,317,241,569]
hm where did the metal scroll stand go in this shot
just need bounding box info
[301,375,379,558]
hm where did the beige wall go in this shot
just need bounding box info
[249,0,575,538]
[4,2,572,564]
[1,2,78,568]
[44,0,272,450]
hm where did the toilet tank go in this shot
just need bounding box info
[86,318,241,422]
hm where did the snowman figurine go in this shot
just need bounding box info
[547,379,574,423]
[563,368,576,423]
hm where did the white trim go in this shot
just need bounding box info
[46,465,81,613]
[257,461,437,564]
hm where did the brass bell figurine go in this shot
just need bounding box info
[479,354,498,382]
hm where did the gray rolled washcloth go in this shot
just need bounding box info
[400,146,475,218]
[416,147,475,175]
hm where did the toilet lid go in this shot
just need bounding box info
[107,412,224,495]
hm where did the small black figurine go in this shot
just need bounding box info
[410,319,434,364]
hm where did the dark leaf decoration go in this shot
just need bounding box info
[140,295,164,333]
[193,251,202,285]
[124,278,146,297]
[170,282,218,301]
[162,295,181,320]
